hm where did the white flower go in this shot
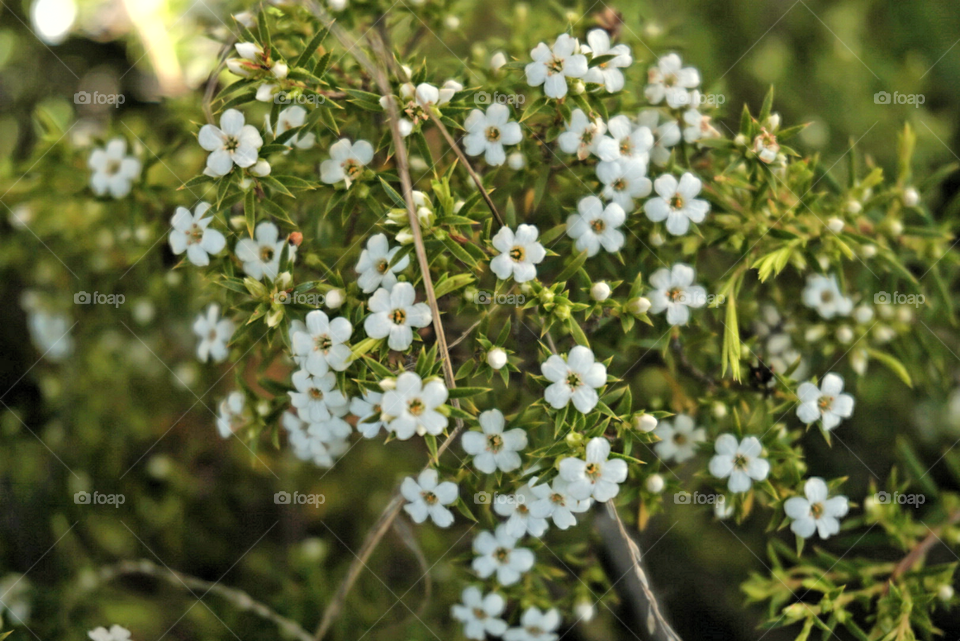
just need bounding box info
[486,347,508,370]
[708,434,771,493]
[283,411,349,468]
[451,587,508,640]
[637,109,682,166]
[471,524,535,585]
[320,138,374,186]
[273,106,315,149]
[529,477,591,529]
[796,373,855,431]
[439,79,463,104]
[565,196,626,257]
[198,109,263,177]
[25,310,73,361]
[645,53,700,109]
[463,104,522,166]
[559,437,628,502]
[380,372,449,439]
[194,304,234,363]
[216,391,250,438]
[235,222,295,281]
[753,129,780,163]
[644,172,710,236]
[591,282,611,301]
[598,158,651,212]
[490,224,546,283]
[350,389,386,438]
[682,99,720,143]
[504,607,561,641]
[356,233,410,293]
[648,264,708,326]
[289,369,347,422]
[525,33,588,99]
[292,310,353,375]
[363,282,433,351]
[541,345,607,413]
[784,477,849,539]
[508,152,526,170]
[168,202,226,267]
[228,42,288,82]
[653,414,706,463]
[88,625,132,641]
[494,484,546,537]
[462,409,527,473]
[88,138,141,198]
[582,29,632,93]
[596,115,653,170]
[401,468,458,527]
[802,274,853,319]
[903,187,920,207]
[557,109,606,160]
[645,473,665,493]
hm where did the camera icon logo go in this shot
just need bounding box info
[876,491,890,504]
[74,91,91,104]
[474,91,491,105]
[474,290,492,305]
[275,290,292,305]
[74,491,91,504]
[474,491,491,505]
[75,291,91,304]
[674,491,691,504]
[874,291,891,304]
[874,91,891,105]
[274,491,292,504]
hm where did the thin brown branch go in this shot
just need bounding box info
[889,508,960,587]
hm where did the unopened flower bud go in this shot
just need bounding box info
[845,200,862,215]
[836,325,854,344]
[490,51,507,70]
[633,413,658,432]
[574,601,596,623]
[903,187,920,208]
[325,288,345,309]
[939,585,954,602]
[507,152,526,170]
[565,431,584,447]
[288,231,303,247]
[627,297,652,315]
[826,217,844,233]
[645,474,665,494]
[486,347,508,370]
[591,282,611,302]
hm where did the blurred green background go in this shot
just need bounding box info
[1,0,959,639]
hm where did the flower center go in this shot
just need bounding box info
[613,178,627,192]
[308,387,323,400]
[472,607,487,620]
[670,195,685,209]
[106,159,122,175]
[585,462,601,480]
[487,433,503,452]
[208,329,218,341]
[343,159,361,178]
[668,287,684,302]
[550,492,566,506]
[619,139,632,156]
[811,502,824,518]
[517,504,529,515]
[818,396,833,410]
[733,454,749,470]
[527,627,544,635]
[566,372,582,389]
[673,433,688,445]
[547,57,564,74]
[664,73,678,88]
[225,136,239,152]
[590,219,606,233]
[820,290,834,303]
[421,490,438,505]
[509,246,525,262]
[260,246,275,262]
[376,259,389,273]
[315,335,332,352]
[494,547,509,562]
[391,308,407,325]
[485,126,501,142]
[408,398,425,416]
[187,224,203,244]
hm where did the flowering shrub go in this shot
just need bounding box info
[4,2,960,640]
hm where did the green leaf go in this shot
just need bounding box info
[447,387,490,399]
[554,250,589,283]
[865,348,913,388]
[293,27,329,68]
[722,288,742,381]
[243,189,256,236]
[759,85,774,122]
[434,273,475,298]
[379,177,405,208]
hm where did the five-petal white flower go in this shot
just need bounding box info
[273,106,316,150]
[566,196,626,257]
[490,224,546,283]
[504,607,562,641]
[708,434,771,493]
[801,274,853,319]
[356,233,410,293]
[463,104,523,166]
[653,414,706,463]
[363,282,433,351]
[582,29,632,93]
[381,372,449,439]
[637,109,681,166]
[493,484,546,537]
[451,587,509,640]
[596,115,653,171]
[647,263,708,326]
[541,345,607,413]
[198,109,263,177]
[216,391,250,439]
[88,138,141,198]
[168,202,225,267]
[559,437,628,502]
[471,524,535,585]
[644,53,701,109]
[88,625,132,641]
[525,33,588,99]
[644,173,710,235]
[598,158,651,212]
[784,477,849,539]
[796,373,855,431]
[529,477,591,529]
[462,409,528,473]
[350,389,386,438]
[194,303,234,363]
[401,468,459,527]
[292,310,354,375]
[289,369,348,422]
[557,108,606,160]
[235,222,295,281]
[320,138,374,186]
